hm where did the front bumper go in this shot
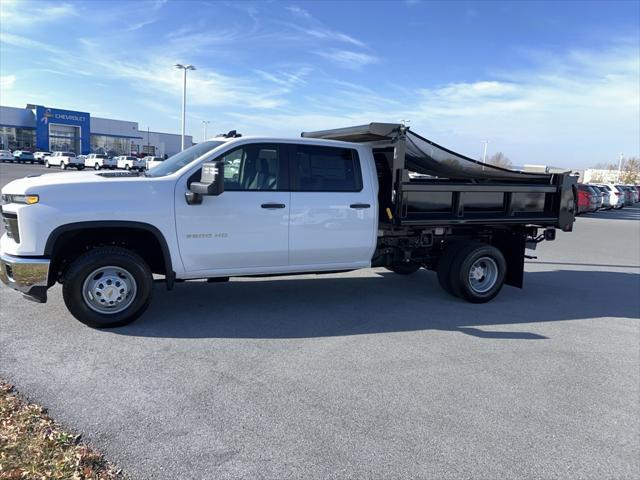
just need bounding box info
[0,252,50,302]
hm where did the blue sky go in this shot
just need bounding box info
[0,0,638,168]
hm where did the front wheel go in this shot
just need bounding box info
[62,247,153,328]
[77,165,84,170]
[45,160,50,168]
[386,263,421,275]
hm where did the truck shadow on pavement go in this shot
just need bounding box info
[114,268,640,340]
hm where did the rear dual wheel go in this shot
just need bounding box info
[437,242,506,303]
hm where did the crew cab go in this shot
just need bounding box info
[116,155,146,171]
[0,124,576,328]
[84,153,117,170]
[46,151,84,170]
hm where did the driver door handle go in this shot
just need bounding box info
[261,203,286,209]
[350,203,371,209]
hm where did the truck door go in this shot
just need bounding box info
[288,144,377,268]
[175,143,290,273]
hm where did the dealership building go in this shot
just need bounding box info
[0,104,193,157]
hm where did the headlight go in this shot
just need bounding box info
[1,194,39,205]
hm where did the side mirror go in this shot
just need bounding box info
[189,161,225,199]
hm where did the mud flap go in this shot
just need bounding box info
[492,229,526,288]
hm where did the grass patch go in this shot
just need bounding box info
[0,381,124,479]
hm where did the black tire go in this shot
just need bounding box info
[94,163,100,170]
[45,160,50,168]
[125,164,130,170]
[386,263,421,275]
[77,165,84,170]
[62,247,153,328]
[60,162,67,170]
[436,242,470,296]
[448,243,506,303]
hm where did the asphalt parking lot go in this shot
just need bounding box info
[1,162,639,479]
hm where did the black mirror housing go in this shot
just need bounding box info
[190,161,224,196]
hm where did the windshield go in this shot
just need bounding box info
[145,140,226,177]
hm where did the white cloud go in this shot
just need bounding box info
[0,1,77,25]
[403,43,640,165]
[0,75,16,89]
[316,50,379,69]
[125,18,157,32]
[0,32,62,55]
[303,28,366,48]
[286,6,312,19]
[153,0,168,10]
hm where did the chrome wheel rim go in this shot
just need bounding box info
[468,257,498,294]
[82,266,137,314]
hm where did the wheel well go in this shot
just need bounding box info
[48,226,168,285]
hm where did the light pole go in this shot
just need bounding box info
[617,152,624,182]
[202,120,210,142]
[175,63,196,151]
[481,140,489,171]
[481,140,489,162]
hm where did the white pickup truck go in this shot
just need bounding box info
[84,153,117,170]
[46,151,85,170]
[116,155,146,171]
[0,124,576,328]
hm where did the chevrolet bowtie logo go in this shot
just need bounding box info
[41,108,53,125]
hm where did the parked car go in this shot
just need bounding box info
[577,184,601,213]
[601,184,625,209]
[0,150,14,163]
[576,186,590,214]
[33,151,52,164]
[625,185,639,203]
[615,185,634,206]
[143,156,165,170]
[587,185,603,210]
[12,151,36,164]
[84,153,117,170]
[116,155,146,171]
[591,185,613,210]
[46,151,85,170]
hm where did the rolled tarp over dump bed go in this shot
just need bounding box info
[302,123,552,182]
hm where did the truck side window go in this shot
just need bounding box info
[187,143,288,190]
[220,143,285,191]
[292,145,362,192]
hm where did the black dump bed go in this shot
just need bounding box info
[302,123,576,231]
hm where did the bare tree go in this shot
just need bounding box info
[621,157,640,183]
[486,152,512,169]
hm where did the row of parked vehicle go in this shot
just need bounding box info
[0,149,165,171]
[576,183,640,214]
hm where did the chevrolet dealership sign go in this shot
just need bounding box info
[35,105,91,154]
